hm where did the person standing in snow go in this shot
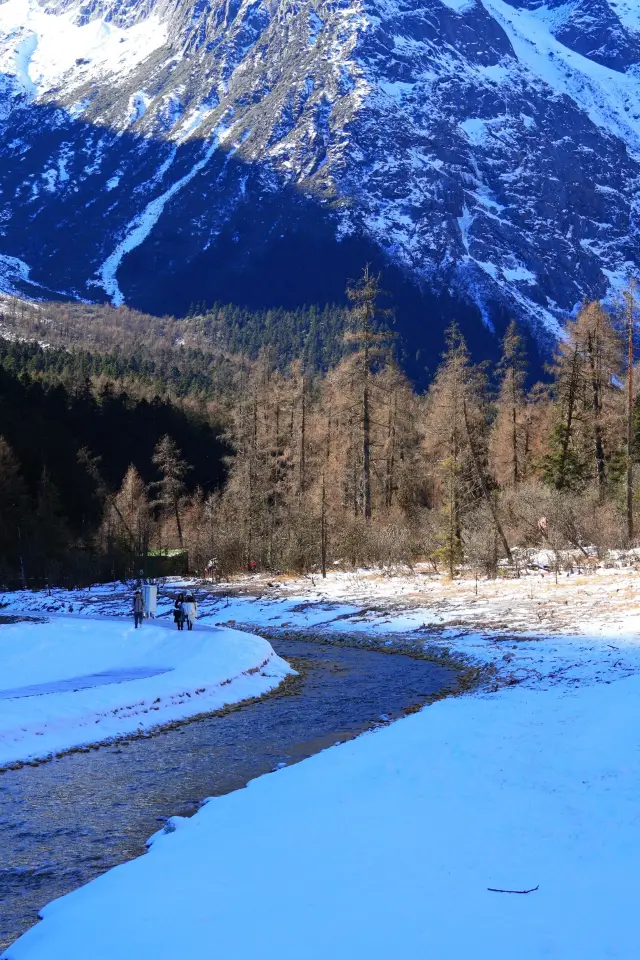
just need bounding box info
[173,593,185,631]
[182,594,197,631]
[133,590,145,629]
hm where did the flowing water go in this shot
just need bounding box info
[0,635,457,951]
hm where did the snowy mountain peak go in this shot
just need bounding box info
[0,0,639,353]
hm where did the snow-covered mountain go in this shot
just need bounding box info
[0,0,639,352]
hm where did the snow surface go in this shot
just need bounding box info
[96,120,234,305]
[0,615,291,768]
[609,0,640,34]
[0,254,40,297]
[175,104,218,143]
[502,263,536,283]
[378,79,415,100]
[8,559,640,687]
[0,0,167,102]
[0,0,636,331]
[482,0,640,159]
[457,203,475,254]
[440,0,475,12]
[127,91,152,125]
[5,565,640,958]
[459,117,488,146]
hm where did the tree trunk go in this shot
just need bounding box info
[18,525,26,590]
[173,494,183,548]
[362,345,372,520]
[462,398,513,564]
[246,447,253,572]
[510,367,518,485]
[448,427,457,580]
[321,471,327,579]
[299,372,306,499]
[246,465,253,572]
[385,391,397,509]
[246,394,258,571]
[586,331,606,495]
[627,290,635,543]
[557,346,580,490]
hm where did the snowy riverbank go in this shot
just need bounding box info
[0,616,291,768]
[4,568,640,958]
[6,561,640,688]
[5,656,640,959]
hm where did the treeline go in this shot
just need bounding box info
[197,303,350,369]
[0,365,227,586]
[0,338,239,402]
[0,297,351,377]
[172,275,640,577]
[2,271,640,586]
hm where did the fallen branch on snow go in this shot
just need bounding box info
[487,885,539,894]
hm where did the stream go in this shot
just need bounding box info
[0,634,457,951]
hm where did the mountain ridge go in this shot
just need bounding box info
[0,0,639,363]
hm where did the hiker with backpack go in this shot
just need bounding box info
[133,589,145,629]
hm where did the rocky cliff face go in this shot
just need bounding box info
[0,0,639,358]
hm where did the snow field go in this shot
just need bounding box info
[6,560,640,688]
[0,0,167,101]
[5,671,640,959]
[0,255,40,298]
[4,567,640,957]
[0,617,292,768]
[482,0,640,159]
[96,119,234,305]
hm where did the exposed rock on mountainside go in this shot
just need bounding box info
[0,0,639,359]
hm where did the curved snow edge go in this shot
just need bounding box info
[0,625,294,769]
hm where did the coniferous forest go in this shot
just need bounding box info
[1,271,639,587]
